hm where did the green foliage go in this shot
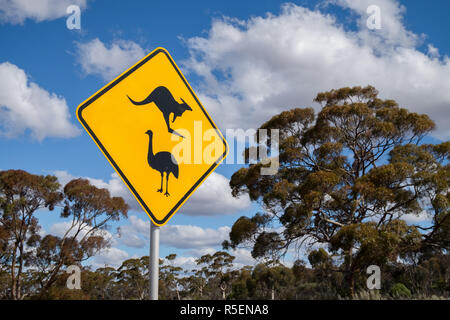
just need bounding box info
[0,170,62,300]
[226,85,446,297]
[0,170,129,299]
[308,248,331,268]
[0,248,448,300]
[224,216,258,248]
[0,86,449,300]
[116,257,148,300]
[390,283,412,299]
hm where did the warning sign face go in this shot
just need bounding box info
[77,47,228,226]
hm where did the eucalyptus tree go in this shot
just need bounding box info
[34,178,128,295]
[224,86,447,296]
[0,170,61,300]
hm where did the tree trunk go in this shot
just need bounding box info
[347,247,355,298]
[16,243,25,300]
[348,272,355,298]
[42,261,64,293]
[10,244,18,300]
[271,287,275,300]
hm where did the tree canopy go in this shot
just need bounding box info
[0,170,128,299]
[224,85,448,296]
[0,86,448,300]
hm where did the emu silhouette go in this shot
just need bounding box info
[145,130,178,197]
[128,86,192,138]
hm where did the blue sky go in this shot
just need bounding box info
[0,0,449,269]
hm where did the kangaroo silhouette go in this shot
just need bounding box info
[145,129,179,197]
[128,86,192,138]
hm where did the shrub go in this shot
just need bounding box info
[390,283,412,299]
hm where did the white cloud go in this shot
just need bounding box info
[226,248,256,268]
[0,0,87,24]
[161,225,231,249]
[117,215,231,250]
[91,247,129,269]
[116,215,257,267]
[181,172,250,216]
[183,1,450,139]
[333,0,420,47]
[54,170,249,216]
[117,215,149,248]
[48,221,78,238]
[118,231,146,249]
[165,255,198,272]
[76,38,147,81]
[0,62,80,140]
[49,221,116,246]
[401,211,431,224]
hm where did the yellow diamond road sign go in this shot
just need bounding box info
[76,47,228,226]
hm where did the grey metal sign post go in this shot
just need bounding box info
[149,222,160,300]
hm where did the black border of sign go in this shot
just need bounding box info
[77,48,228,226]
